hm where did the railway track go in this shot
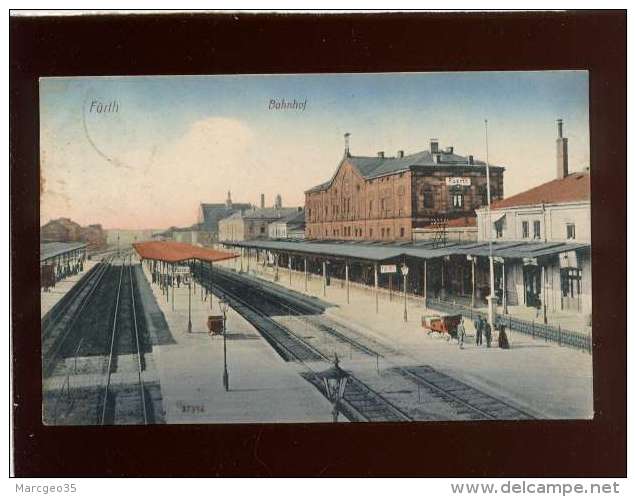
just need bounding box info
[42,256,114,377]
[399,366,534,420]
[42,254,155,425]
[200,265,535,422]
[100,260,149,425]
[197,265,412,422]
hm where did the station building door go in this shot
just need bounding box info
[560,267,582,312]
[523,265,541,308]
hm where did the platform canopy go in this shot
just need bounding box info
[222,238,590,263]
[40,241,87,263]
[133,241,238,264]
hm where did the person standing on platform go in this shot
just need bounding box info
[498,324,510,349]
[474,315,483,346]
[484,320,492,348]
[457,317,466,349]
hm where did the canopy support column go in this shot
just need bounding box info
[304,257,308,293]
[322,260,327,297]
[345,260,350,304]
[289,255,292,286]
[502,260,508,315]
[471,257,476,308]
[374,262,379,313]
[423,259,428,309]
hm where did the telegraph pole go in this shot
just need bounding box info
[485,119,496,328]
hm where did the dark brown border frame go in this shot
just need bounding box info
[10,11,626,477]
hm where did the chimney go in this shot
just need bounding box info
[344,132,351,157]
[377,151,385,158]
[260,193,265,209]
[397,150,404,158]
[275,194,282,209]
[430,138,439,153]
[556,118,569,179]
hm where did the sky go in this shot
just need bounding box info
[40,71,589,230]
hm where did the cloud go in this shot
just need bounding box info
[41,115,257,228]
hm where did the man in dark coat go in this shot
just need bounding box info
[484,321,492,348]
[474,316,483,346]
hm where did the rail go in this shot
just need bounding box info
[200,267,412,422]
[100,258,149,425]
[42,259,113,377]
[100,263,125,424]
[201,266,537,421]
[129,261,148,425]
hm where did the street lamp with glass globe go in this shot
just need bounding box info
[218,297,230,391]
[401,263,409,322]
[318,353,350,422]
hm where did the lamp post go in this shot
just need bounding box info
[484,119,496,329]
[219,297,230,391]
[401,263,409,322]
[317,354,350,422]
[186,273,192,333]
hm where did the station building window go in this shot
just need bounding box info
[522,221,529,239]
[533,220,541,240]
[423,190,434,209]
[400,227,405,238]
[566,223,576,240]
[561,267,582,298]
[452,193,464,209]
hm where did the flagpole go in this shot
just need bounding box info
[485,119,496,328]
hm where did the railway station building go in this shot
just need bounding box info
[304,135,504,242]
[221,122,591,348]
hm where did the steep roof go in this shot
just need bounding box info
[200,202,251,231]
[306,148,503,193]
[240,207,301,220]
[272,209,306,227]
[491,172,590,209]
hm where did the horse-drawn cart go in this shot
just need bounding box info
[422,314,463,341]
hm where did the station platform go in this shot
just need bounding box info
[138,263,335,423]
[40,260,100,317]
[216,259,594,419]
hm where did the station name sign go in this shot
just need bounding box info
[445,177,471,186]
[380,264,397,274]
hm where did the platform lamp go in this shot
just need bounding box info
[185,272,192,334]
[218,297,230,392]
[318,353,350,423]
[401,262,409,322]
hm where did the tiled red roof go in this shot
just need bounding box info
[492,172,590,209]
[446,216,477,228]
[133,241,237,263]
[421,216,476,229]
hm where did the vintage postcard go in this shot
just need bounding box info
[39,71,592,425]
